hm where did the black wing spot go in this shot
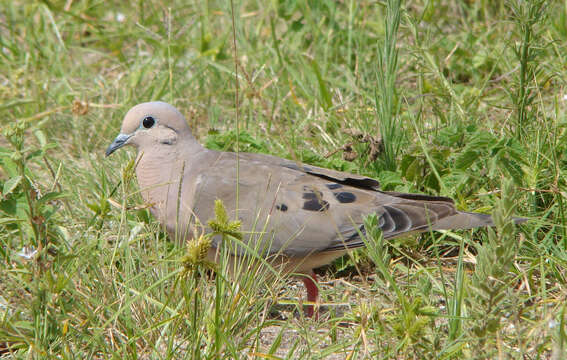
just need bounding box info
[325,183,343,190]
[334,192,356,203]
[276,203,288,212]
[302,190,322,199]
[303,199,330,212]
[303,192,316,199]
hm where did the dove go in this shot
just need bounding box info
[106,101,521,318]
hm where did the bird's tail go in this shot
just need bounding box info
[431,211,527,231]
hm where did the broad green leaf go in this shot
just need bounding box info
[378,170,405,189]
[3,175,22,197]
[404,158,421,182]
[34,130,47,148]
[498,157,524,185]
[0,146,12,156]
[455,149,480,170]
[86,202,100,213]
[468,131,497,149]
[0,157,19,178]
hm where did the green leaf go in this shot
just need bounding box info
[0,157,19,178]
[310,60,332,111]
[3,175,22,197]
[0,216,23,225]
[25,149,43,161]
[424,172,440,192]
[34,130,47,148]
[455,149,480,170]
[268,327,284,355]
[404,158,421,182]
[378,170,405,189]
[503,137,528,165]
[498,156,524,185]
[0,146,12,156]
[205,130,269,153]
[86,202,100,213]
[468,131,498,149]
[37,191,67,206]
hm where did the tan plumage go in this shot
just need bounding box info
[106,101,512,317]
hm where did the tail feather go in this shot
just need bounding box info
[431,211,527,231]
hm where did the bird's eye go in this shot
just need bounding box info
[142,116,155,129]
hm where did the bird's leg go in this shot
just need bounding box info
[301,271,319,319]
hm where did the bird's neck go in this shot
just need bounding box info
[134,142,202,222]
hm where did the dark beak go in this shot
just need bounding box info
[105,133,132,157]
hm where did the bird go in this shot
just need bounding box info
[106,101,520,318]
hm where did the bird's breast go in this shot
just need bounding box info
[135,152,186,218]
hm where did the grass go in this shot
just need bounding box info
[1,0,566,358]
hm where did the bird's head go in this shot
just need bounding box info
[105,101,193,156]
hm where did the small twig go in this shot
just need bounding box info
[324,142,353,158]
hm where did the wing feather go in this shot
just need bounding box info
[191,151,493,257]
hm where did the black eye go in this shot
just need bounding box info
[142,116,155,129]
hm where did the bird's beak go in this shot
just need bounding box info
[105,133,132,157]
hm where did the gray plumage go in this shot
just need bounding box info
[106,101,511,275]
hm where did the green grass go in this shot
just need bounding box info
[1,0,566,358]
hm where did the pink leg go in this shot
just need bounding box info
[301,272,319,319]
